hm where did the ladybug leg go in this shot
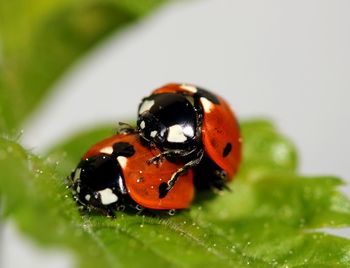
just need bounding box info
[159,150,204,198]
[77,202,116,218]
[146,152,165,165]
[212,170,231,191]
[105,206,117,218]
[118,122,136,134]
[134,204,145,215]
[147,148,196,165]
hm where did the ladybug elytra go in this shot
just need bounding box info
[135,83,242,197]
[69,133,194,216]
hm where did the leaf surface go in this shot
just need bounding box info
[1,120,350,267]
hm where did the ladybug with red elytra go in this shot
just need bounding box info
[68,83,241,215]
[69,133,194,216]
[133,83,242,198]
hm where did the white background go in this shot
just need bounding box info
[2,0,350,267]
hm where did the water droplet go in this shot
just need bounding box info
[136,178,144,183]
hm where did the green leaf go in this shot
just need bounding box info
[239,119,298,178]
[2,119,350,267]
[0,0,165,132]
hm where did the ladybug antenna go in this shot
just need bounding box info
[118,122,136,134]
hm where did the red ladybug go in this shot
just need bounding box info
[135,83,242,197]
[69,133,194,215]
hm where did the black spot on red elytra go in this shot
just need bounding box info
[112,142,135,157]
[223,142,232,157]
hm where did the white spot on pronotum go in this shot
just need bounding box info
[140,121,146,129]
[150,130,157,138]
[73,168,81,182]
[167,125,187,143]
[85,194,91,201]
[100,146,113,155]
[139,100,155,114]
[117,156,127,168]
[183,125,194,138]
[200,97,214,113]
[180,84,197,93]
[98,188,118,205]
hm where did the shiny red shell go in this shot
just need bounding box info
[83,133,194,210]
[152,83,242,180]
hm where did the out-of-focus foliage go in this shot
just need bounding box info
[0,0,165,131]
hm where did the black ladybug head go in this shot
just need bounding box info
[137,93,200,151]
[70,154,126,210]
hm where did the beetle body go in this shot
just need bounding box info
[136,83,242,196]
[69,133,194,215]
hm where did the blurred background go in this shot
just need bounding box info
[2,0,350,267]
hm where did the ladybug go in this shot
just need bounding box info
[69,133,194,215]
[135,83,242,197]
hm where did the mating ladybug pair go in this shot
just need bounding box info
[69,83,242,215]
